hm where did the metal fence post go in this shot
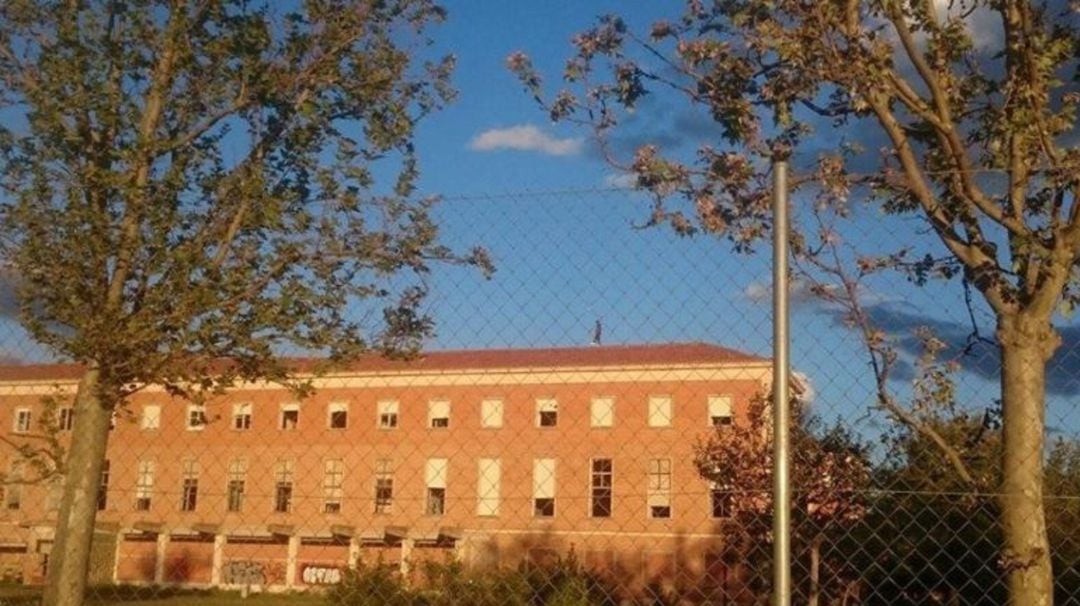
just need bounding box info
[772,159,791,606]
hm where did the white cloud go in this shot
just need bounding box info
[468,124,583,156]
[744,277,892,307]
[603,173,637,188]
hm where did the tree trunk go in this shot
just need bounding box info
[43,368,112,606]
[998,315,1056,606]
[808,533,821,606]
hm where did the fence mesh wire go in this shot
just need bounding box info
[0,187,1077,605]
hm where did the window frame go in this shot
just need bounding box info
[647,458,673,520]
[186,405,207,431]
[425,458,448,516]
[377,400,399,430]
[589,458,613,518]
[274,460,295,513]
[180,460,199,512]
[57,407,75,432]
[232,402,253,431]
[532,458,556,518]
[707,395,734,428]
[535,398,558,428]
[710,484,733,519]
[13,408,31,433]
[226,459,246,513]
[374,459,394,514]
[279,403,300,431]
[135,460,155,512]
[428,399,450,429]
[323,459,345,514]
[327,401,349,430]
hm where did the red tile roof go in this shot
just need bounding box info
[0,342,767,382]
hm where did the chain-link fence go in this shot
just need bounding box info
[0,187,1077,605]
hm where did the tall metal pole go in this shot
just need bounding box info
[772,159,791,606]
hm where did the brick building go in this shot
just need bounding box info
[0,342,769,597]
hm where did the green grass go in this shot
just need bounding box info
[0,585,326,606]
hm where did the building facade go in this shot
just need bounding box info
[0,342,769,598]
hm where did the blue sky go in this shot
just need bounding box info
[0,1,1075,440]
[388,2,1079,438]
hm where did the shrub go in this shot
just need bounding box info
[327,551,619,606]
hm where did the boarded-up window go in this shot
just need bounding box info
[648,396,672,427]
[141,405,161,430]
[590,397,614,428]
[708,395,733,427]
[480,398,503,428]
[648,458,672,519]
[428,400,450,428]
[477,458,500,516]
[378,400,399,429]
[533,458,556,517]
[426,458,448,515]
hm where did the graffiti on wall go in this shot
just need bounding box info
[301,564,344,585]
[221,560,286,586]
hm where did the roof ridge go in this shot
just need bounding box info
[0,341,768,382]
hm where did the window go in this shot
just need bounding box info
[480,398,503,428]
[711,484,733,518]
[4,461,22,510]
[57,407,75,431]
[533,458,556,518]
[232,403,252,430]
[590,459,613,518]
[280,403,300,430]
[135,460,155,511]
[428,399,450,429]
[328,402,348,429]
[425,458,448,516]
[536,398,558,427]
[226,459,246,513]
[708,395,733,427]
[374,459,393,514]
[97,460,110,511]
[13,408,31,433]
[377,400,399,429]
[477,458,501,517]
[274,460,294,513]
[590,397,614,428]
[648,396,673,427]
[648,459,672,519]
[141,405,161,430]
[180,460,199,512]
[186,405,207,431]
[323,459,344,514]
